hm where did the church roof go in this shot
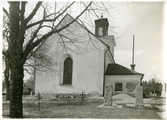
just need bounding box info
[56,14,115,63]
[105,63,144,76]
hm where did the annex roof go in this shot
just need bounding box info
[105,63,144,76]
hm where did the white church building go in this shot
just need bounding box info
[35,14,144,97]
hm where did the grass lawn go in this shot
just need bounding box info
[2,98,161,119]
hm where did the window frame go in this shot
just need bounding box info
[114,83,123,91]
[63,57,73,85]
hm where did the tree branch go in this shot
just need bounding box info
[24,22,43,53]
[26,2,75,29]
[58,33,82,53]
[25,2,42,24]
[3,7,9,16]
[20,2,27,22]
[21,1,92,64]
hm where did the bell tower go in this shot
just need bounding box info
[95,15,109,36]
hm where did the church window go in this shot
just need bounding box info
[63,57,73,84]
[115,83,123,91]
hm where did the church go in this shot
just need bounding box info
[35,14,144,97]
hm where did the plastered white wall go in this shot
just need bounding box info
[35,14,114,96]
[105,75,142,96]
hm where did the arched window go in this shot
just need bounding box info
[63,57,73,84]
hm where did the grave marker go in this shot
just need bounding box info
[135,85,143,106]
[104,84,113,106]
[37,92,41,111]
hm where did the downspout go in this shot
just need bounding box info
[140,75,144,86]
[102,47,109,97]
[102,46,115,96]
[93,33,115,96]
[108,48,115,63]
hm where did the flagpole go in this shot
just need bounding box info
[131,35,136,71]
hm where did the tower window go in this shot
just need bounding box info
[115,83,123,91]
[63,57,73,84]
[98,27,103,36]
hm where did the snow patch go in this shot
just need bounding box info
[113,94,134,100]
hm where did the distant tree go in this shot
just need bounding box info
[143,78,163,97]
[142,81,151,98]
[155,82,162,97]
[2,8,10,100]
[150,78,157,96]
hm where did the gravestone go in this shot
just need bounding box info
[104,84,113,106]
[135,85,143,106]
[30,91,33,96]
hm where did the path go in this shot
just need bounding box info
[155,105,166,119]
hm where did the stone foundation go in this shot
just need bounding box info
[34,93,90,100]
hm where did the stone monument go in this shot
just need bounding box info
[104,84,113,106]
[135,85,143,106]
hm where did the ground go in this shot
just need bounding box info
[2,95,166,119]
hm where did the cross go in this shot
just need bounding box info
[80,92,86,100]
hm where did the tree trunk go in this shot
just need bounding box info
[9,65,24,118]
[8,2,24,118]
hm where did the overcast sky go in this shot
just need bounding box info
[68,1,165,82]
[107,2,164,81]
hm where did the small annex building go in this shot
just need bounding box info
[35,14,144,97]
[105,63,144,97]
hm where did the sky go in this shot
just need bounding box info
[1,1,166,82]
[107,2,164,81]
[68,1,165,82]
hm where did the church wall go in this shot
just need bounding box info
[35,33,106,96]
[35,14,115,96]
[105,75,142,96]
[35,49,105,96]
[73,50,104,95]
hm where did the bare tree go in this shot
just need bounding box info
[3,1,117,118]
[3,7,10,101]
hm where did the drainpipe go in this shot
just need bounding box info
[103,48,109,97]
[140,75,144,86]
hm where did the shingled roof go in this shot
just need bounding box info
[105,63,144,75]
